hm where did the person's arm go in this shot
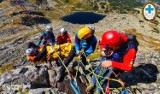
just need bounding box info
[36,32,45,46]
[85,36,97,56]
[74,33,81,52]
[51,32,56,44]
[67,34,72,43]
[111,48,136,71]
[56,34,61,45]
[34,46,46,61]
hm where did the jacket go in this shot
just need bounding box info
[100,33,137,71]
[56,33,71,44]
[36,31,56,46]
[74,32,97,56]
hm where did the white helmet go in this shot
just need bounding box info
[60,28,67,34]
[26,48,34,55]
[46,25,53,32]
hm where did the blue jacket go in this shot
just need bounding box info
[36,31,56,46]
[74,32,97,56]
[103,42,136,62]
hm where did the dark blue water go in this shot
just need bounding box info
[60,12,106,24]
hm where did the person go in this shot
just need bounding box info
[56,28,72,45]
[26,42,74,66]
[57,26,97,82]
[36,25,56,46]
[86,30,138,93]
[26,42,47,62]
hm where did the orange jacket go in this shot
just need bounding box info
[56,33,71,44]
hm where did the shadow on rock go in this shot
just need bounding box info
[21,16,51,26]
[11,11,44,16]
[119,63,158,86]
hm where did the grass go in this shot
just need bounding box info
[108,0,143,14]
[46,10,62,19]
[0,62,15,75]
[87,51,101,60]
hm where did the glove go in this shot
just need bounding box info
[101,60,112,68]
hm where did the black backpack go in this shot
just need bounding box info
[126,34,139,51]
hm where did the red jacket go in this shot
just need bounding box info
[57,33,71,44]
[100,33,137,71]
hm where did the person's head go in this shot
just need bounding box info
[77,26,95,40]
[101,30,123,51]
[25,48,37,56]
[60,28,67,35]
[46,25,53,32]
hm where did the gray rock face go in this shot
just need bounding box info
[0,64,68,93]
[0,65,49,89]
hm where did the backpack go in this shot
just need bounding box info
[126,34,139,51]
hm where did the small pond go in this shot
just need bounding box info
[60,12,106,24]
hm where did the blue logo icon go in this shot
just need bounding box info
[145,5,154,14]
[142,2,157,20]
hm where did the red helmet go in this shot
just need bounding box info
[101,30,122,48]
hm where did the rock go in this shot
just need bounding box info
[0,89,16,94]
[28,88,59,94]
[48,70,57,87]
[0,65,50,89]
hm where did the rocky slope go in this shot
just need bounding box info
[0,0,160,94]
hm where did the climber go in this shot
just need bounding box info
[56,27,72,45]
[57,26,97,82]
[26,42,47,62]
[36,25,56,46]
[86,30,139,93]
[25,42,73,66]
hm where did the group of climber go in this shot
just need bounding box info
[25,26,72,62]
[25,25,138,94]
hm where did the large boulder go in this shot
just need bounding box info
[0,65,50,90]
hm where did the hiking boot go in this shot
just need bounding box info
[86,83,94,92]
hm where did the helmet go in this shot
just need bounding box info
[46,25,53,32]
[101,30,122,48]
[26,48,34,55]
[78,27,92,40]
[60,28,67,34]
